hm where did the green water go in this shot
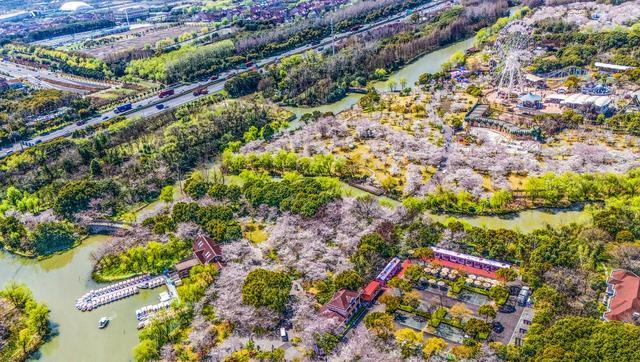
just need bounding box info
[285,37,476,118]
[427,208,591,233]
[0,235,165,362]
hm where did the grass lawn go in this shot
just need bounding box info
[243,220,269,244]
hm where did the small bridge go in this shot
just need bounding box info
[85,220,132,234]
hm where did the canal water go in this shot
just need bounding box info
[285,37,476,118]
[0,235,163,362]
[0,35,588,361]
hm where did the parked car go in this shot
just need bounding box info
[492,321,504,333]
[499,304,516,314]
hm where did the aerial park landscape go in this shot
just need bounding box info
[1,0,640,361]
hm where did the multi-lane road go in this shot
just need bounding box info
[0,0,452,159]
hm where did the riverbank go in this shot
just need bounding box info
[0,235,164,362]
[285,37,476,119]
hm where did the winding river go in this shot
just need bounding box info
[1,36,589,361]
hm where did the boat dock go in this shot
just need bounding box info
[75,274,166,311]
[135,278,180,328]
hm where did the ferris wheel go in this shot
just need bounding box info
[494,21,532,98]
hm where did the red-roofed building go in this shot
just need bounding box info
[173,235,224,279]
[362,281,381,302]
[194,234,224,266]
[396,259,412,279]
[320,289,362,324]
[604,269,640,323]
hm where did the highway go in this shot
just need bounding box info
[0,0,451,159]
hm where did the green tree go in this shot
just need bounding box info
[159,186,174,203]
[334,270,363,291]
[89,158,102,177]
[260,124,274,140]
[478,304,497,321]
[423,337,447,358]
[133,339,160,362]
[242,269,292,311]
[243,125,259,142]
[364,312,395,339]
[28,221,78,255]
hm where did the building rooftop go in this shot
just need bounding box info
[320,289,361,322]
[604,269,640,323]
[363,281,380,297]
[594,62,633,72]
[60,1,93,12]
[174,256,200,272]
[519,93,542,103]
[193,234,223,265]
[431,247,512,269]
[562,93,611,108]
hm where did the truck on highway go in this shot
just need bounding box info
[193,87,209,96]
[158,89,175,98]
[114,103,132,114]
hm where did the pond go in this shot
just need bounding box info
[427,207,592,233]
[0,235,164,362]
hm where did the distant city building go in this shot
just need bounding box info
[581,83,612,96]
[604,269,640,324]
[524,73,546,89]
[560,93,612,112]
[114,5,150,23]
[0,10,33,23]
[59,1,93,12]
